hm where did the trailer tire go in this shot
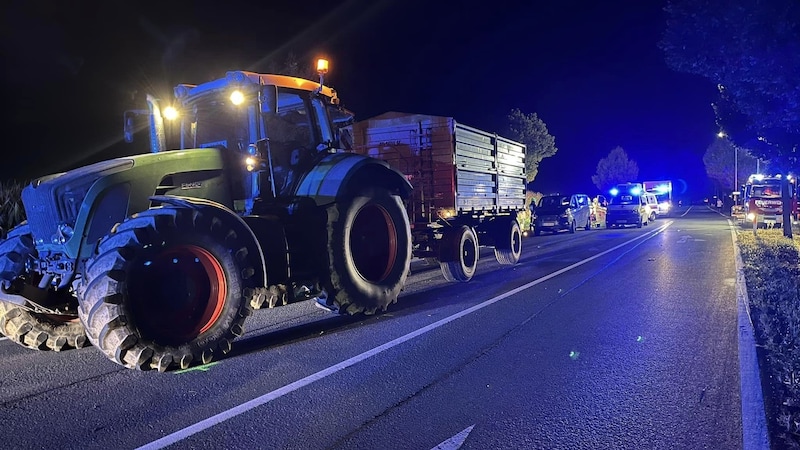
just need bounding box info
[493,219,522,265]
[79,207,255,371]
[324,187,411,315]
[439,225,478,282]
[0,225,87,351]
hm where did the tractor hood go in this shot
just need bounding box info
[22,158,135,248]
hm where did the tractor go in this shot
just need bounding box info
[0,59,412,371]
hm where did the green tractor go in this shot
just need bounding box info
[0,59,412,371]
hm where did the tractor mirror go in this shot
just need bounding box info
[123,111,136,143]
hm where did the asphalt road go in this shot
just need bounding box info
[0,206,745,449]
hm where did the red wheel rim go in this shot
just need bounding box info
[350,203,397,282]
[129,244,227,344]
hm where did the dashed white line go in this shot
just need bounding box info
[136,222,672,450]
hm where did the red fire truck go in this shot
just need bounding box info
[741,174,799,228]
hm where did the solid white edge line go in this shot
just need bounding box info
[728,220,770,449]
[137,222,673,450]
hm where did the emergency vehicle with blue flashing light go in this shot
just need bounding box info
[643,180,673,217]
[741,173,799,228]
[606,183,651,228]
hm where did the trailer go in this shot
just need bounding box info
[349,112,526,282]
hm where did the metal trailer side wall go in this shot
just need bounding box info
[349,112,526,226]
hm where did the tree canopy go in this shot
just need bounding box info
[702,137,759,192]
[505,109,558,183]
[661,0,798,238]
[591,146,639,192]
[660,0,800,172]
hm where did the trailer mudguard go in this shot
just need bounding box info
[294,152,412,206]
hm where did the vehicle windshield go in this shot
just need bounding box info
[190,99,251,152]
[539,196,567,208]
[610,194,637,205]
[750,183,782,198]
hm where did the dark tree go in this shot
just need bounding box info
[505,109,558,183]
[591,146,639,192]
[661,0,800,237]
[703,136,759,193]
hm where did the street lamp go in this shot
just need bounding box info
[717,131,738,206]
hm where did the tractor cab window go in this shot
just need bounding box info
[191,98,250,152]
[328,105,355,150]
[262,90,317,196]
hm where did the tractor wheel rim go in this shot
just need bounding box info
[131,244,227,344]
[351,203,397,282]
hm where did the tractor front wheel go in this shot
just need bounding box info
[79,207,256,371]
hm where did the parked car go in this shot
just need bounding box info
[532,194,592,235]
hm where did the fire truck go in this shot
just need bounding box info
[741,174,799,228]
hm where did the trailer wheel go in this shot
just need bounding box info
[79,208,255,371]
[0,225,87,351]
[439,225,478,282]
[493,219,522,265]
[324,187,411,315]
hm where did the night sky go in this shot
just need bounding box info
[2,0,718,199]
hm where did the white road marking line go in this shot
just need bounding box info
[138,222,672,450]
[431,425,475,450]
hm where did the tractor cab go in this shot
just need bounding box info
[125,59,354,210]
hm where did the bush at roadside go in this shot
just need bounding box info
[737,228,800,449]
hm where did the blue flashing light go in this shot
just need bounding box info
[630,187,642,195]
[609,188,619,196]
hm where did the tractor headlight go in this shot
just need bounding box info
[230,90,245,106]
[163,106,179,120]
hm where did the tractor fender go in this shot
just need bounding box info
[149,195,268,288]
[294,153,412,206]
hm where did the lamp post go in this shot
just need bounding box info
[717,131,737,207]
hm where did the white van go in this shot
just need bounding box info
[644,193,658,221]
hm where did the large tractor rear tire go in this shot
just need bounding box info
[0,224,87,351]
[493,218,522,265]
[79,207,256,371]
[323,187,411,315]
[439,225,479,282]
